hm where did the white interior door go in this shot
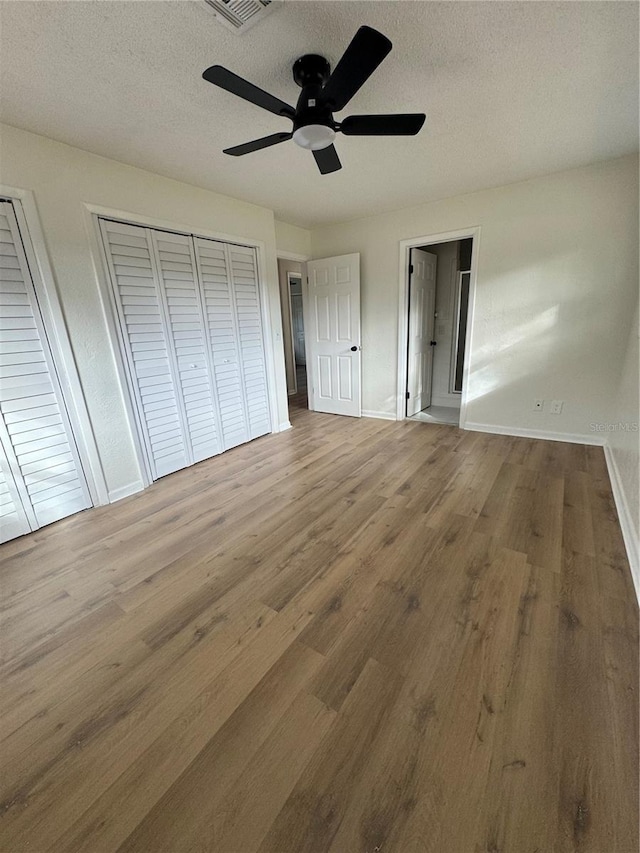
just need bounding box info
[306,253,361,417]
[0,201,92,541]
[406,248,437,417]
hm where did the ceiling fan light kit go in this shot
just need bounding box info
[202,25,426,174]
[292,125,336,151]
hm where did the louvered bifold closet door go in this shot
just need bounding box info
[228,244,271,440]
[150,231,221,464]
[0,201,91,538]
[0,447,32,542]
[193,238,250,450]
[100,220,189,479]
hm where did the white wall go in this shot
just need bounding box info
[0,123,289,499]
[605,297,640,598]
[310,155,639,442]
[275,220,311,258]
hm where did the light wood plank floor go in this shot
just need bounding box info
[1,398,638,853]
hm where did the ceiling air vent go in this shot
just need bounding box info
[203,0,281,33]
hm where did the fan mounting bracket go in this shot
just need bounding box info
[292,54,331,88]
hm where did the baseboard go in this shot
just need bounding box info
[462,421,606,447]
[362,409,397,421]
[278,421,293,432]
[430,396,462,408]
[108,480,144,503]
[604,443,640,604]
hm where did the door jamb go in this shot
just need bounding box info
[396,227,481,424]
[278,253,311,411]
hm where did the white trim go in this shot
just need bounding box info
[278,420,293,432]
[463,421,606,446]
[251,241,280,442]
[396,227,481,424]
[301,269,315,411]
[362,409,397,421]
[277,250,310,262]
[85,202,266,250]
[604,443,640,603]
[0,185,109,506]
[108,480,145,504]
[431,396,462,409]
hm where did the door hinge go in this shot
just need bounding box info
[406,391,410,399]
[409,264,414,275]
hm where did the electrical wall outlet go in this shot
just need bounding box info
[550,400,564,414]
[533,399,544,412]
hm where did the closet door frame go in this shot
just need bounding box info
[0,185,108,507]
[87,204,280,489]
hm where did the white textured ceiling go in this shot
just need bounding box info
[0,1,637,228]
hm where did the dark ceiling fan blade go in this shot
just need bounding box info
[340,113,426,136]
[313,145,342,175]
[224,132,293,156]
[321,26,392,112]
[202,65,295,118]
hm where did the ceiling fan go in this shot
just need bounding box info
[202,25,426,174]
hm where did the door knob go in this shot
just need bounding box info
[350,345,358,352]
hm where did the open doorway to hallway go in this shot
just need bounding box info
[289,274,307,395]
[403,236,473,426]
[278,257,307,407]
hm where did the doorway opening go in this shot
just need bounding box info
[397,229,478,426]
[289,274,307,396]
[277,257,308,410]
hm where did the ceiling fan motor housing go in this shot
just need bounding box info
[291,53,337,149]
